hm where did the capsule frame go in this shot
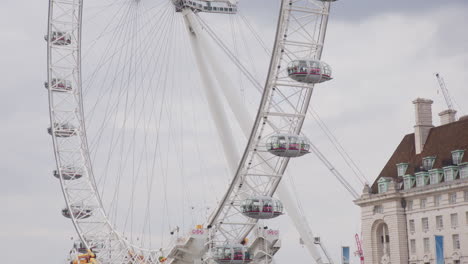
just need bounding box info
[54,166,83,180]
[213,245,252,264]
[241,196,283,220]
[62,205,93,219]
[46,31,72,46]
[45,78,73,92]
[266,134,311,157]
[48,122,78,138]
[287,59,332,84]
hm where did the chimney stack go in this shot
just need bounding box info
[438,109,457,125]
[413,98,434,154]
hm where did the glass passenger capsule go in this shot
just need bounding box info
[73,237,104,254]
[241,196,283,219]
[266,134,310,157]
[287,60,332,84]
[213,245,251,264]
[62,205,93,219]
[48,122,77,138]
[44,78,73,92]
[54,166,83,180]
[45,31,72,46]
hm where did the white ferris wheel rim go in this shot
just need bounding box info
[46,0,333,262]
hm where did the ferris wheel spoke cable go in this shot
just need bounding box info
[83,3,172,102]
[123,6,141,242]
[128,13,179,241]
[83,1,143,95]
[238,12,271,56]
[197,14,363,199]
[98,6,177,235]
[85,4,173,132]
[83,0,167,52]
[140,20,186,246]
[98,7,141,222]
[88,13,176,187]
[82,1,134,51]
[138,17,182,246]
[85,9,148,154]
[115,16,179,248]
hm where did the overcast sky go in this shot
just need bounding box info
[1,0,468,263]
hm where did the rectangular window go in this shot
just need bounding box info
[429,170,442,184]
[423,157,435,170]
[452,234,460,250]
[449,192,457,204]
[445,168,455,181]
[407,200,413,211]
[410,239,416,254]
[423,237,430,253]
[409,219,415,232]
[434,195,442,207]
[416,175,424,187]
[436,215,444,229]
[452,150,464,165]
[378,182,388,194]
[461,165,468,179]
[373,205,383,214]
[420,198,427,209]
[404,178,412,190]
[397,163,408,176]
[466,212,468,225]
[451,213,458,228]
[464,190,468,202]
[422,217,429,231]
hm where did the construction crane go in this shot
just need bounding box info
[354,234,364,264]
[435,73,455,111]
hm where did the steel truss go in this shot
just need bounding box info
[47,0,158,263]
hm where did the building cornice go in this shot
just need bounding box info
[355,178,468,207]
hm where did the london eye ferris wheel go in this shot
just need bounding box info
[45,0,336,263]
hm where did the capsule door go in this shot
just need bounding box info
[267,135,287,155]
[299,138,311,155]
[287,136,300,156]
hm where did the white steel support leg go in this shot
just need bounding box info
[201,41,254,136]
[182,9,240,174]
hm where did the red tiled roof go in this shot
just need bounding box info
[371,118,468,192]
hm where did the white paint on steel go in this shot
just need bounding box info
[183,9,241,175]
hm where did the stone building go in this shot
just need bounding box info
[355,98,468,264]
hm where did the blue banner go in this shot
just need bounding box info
[341,246,350,264]
[435,235,444,264]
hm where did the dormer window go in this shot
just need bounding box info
[397,163,409,177]
[443,166,459,182]
[458,162,468,179]
[459,162,468,179]
[422,156,436,171]
[452,150,465,165]
[429,169,444,184]
[378,178,391,193]
[403,175,415,190]
[415,172,429,187]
